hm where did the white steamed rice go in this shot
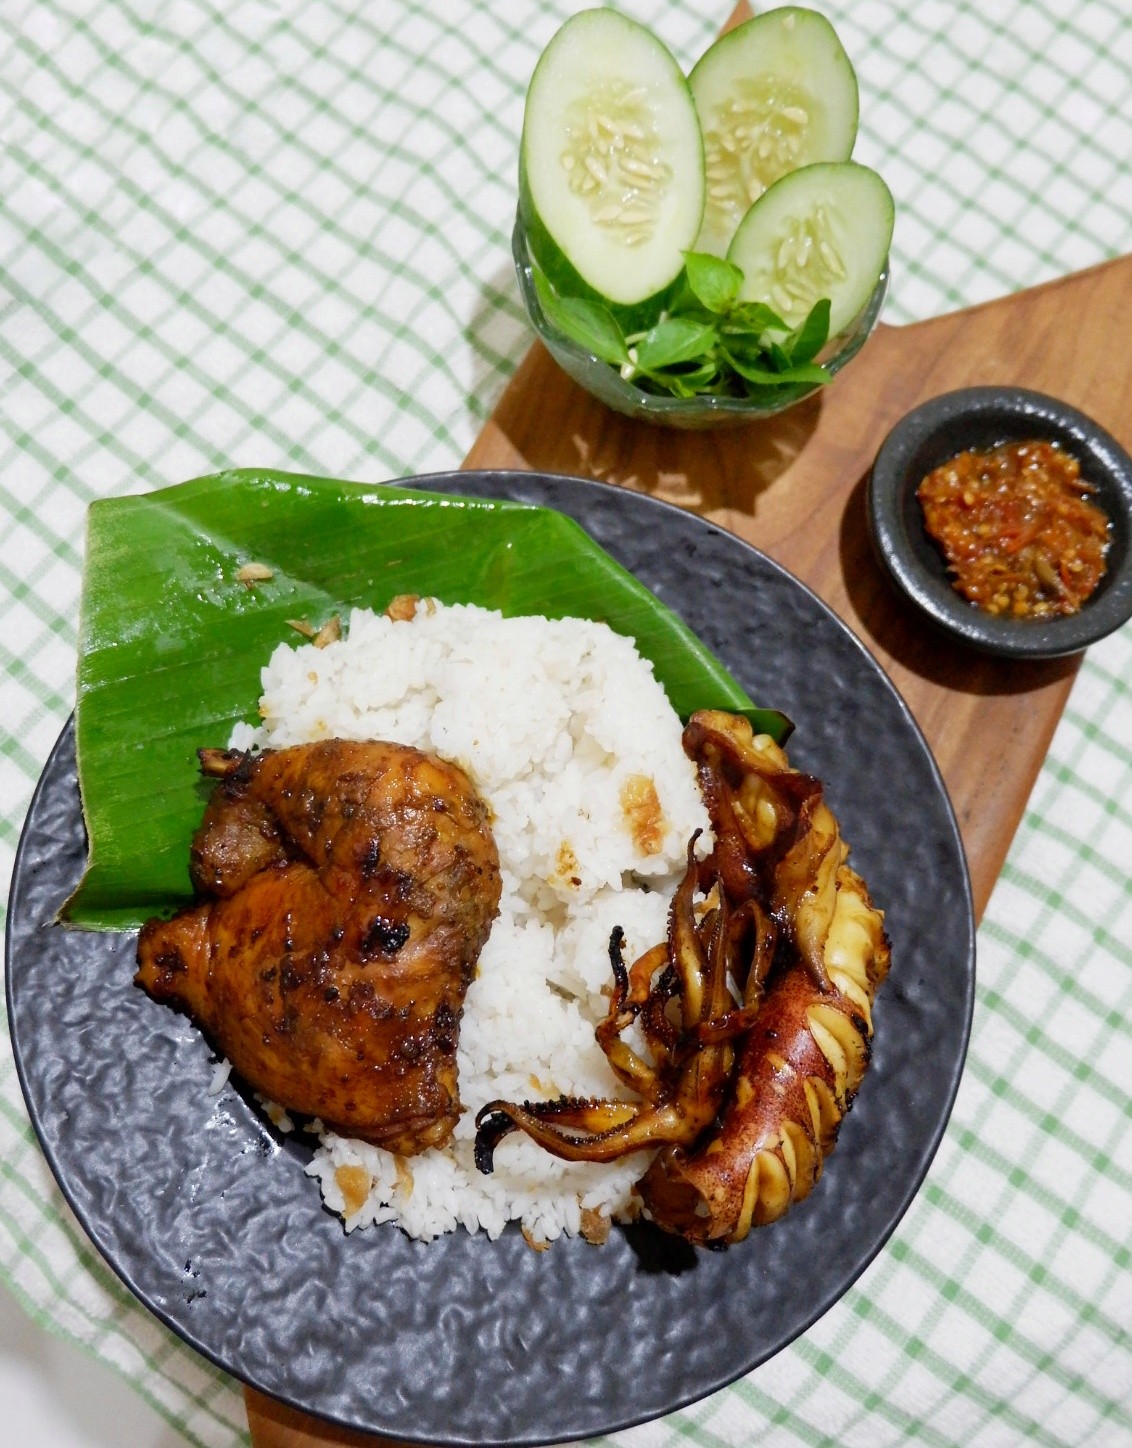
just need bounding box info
[229,599,710,1245]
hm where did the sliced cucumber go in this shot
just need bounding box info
[519,9,704,316]
[728,161,893,338]
[690,7,859,256]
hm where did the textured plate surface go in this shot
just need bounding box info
[6,472,975,1447]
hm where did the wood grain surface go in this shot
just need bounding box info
[246,249,1132,1447]
[246,1391,419,1448]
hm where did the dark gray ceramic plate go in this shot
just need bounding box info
[7,472,975,1447]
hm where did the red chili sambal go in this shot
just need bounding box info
[917,439,1111,619]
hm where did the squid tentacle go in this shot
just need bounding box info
[474,1098,686,1171]
[471,709,890,1247]
[595,934,669,1099]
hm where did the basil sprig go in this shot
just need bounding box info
[532,251,833,402]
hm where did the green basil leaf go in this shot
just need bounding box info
[742,379,815,406]
[769,340,794,370]
[679,359,724,387]
[772,361,831,384]
[683,251,743,313]
[637,372,693,398]
[723,348,831,386]
[635,316,718,371]
[663,272,700,316]
[720,332,776,367]
[641,360,722,397]
[533,269,629,364]
[726,301,789,335]
[788,298,832,364]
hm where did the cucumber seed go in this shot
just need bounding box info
[560,79,671,243]
[701,81,814,243]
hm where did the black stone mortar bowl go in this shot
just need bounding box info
[866,386,1132,659]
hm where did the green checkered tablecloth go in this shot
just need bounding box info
[2,1,1130,1444]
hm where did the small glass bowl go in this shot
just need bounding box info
[512,211,888,430]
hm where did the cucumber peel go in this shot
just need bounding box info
[518,9,704,320]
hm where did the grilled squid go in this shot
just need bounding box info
[474,709,890,1246]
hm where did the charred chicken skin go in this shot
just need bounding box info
[137,740,501,1155]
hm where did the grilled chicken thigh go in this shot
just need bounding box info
[137,740,501,1154]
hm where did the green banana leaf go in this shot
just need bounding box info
[68,469,788,930]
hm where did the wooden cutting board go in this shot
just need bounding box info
[245,247,1132,1448]
[462,250,1132,920]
